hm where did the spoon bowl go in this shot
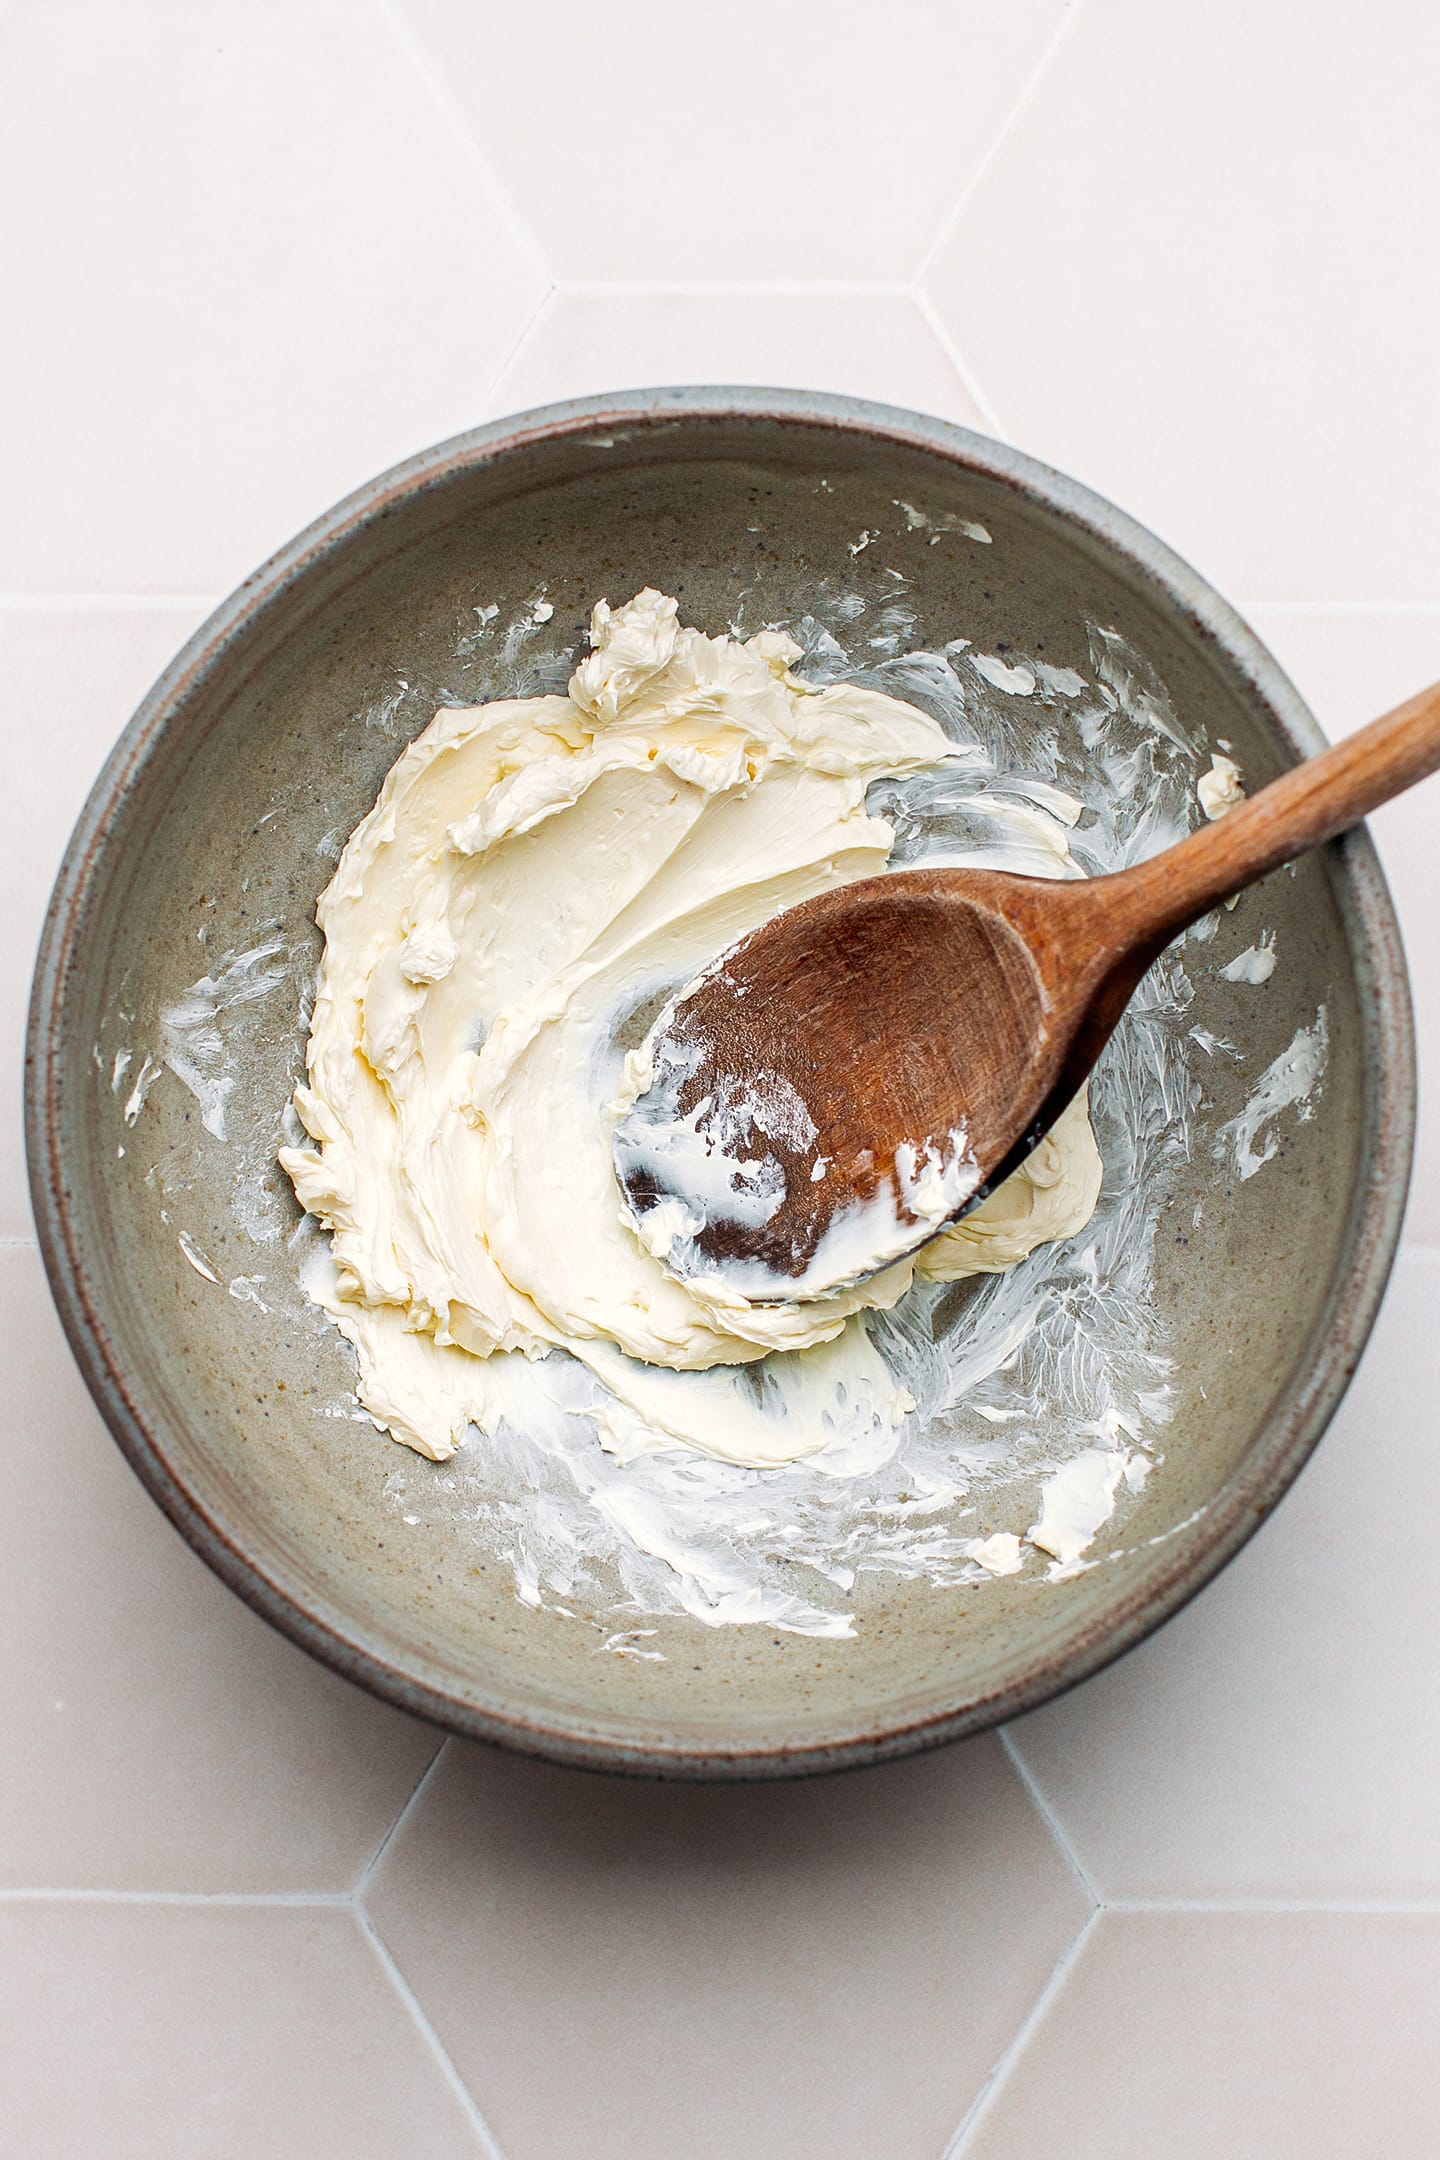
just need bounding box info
[621,683,1440,1293]
[616,867,1058,1292]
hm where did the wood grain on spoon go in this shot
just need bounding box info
[616,680,1440,1290]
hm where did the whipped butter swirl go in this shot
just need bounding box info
[281,591,1102,1472]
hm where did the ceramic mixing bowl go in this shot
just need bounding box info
[27,390,1413,1777]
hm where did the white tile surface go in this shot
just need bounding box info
[960,1911,1440,2158]
[0,0,545,596]
[1007,1249,1440,1901]
[365,1735,1090,2160]
[485,290,986,427]
[2,0,1438,2149]
[396,0,1074,282]
[927,0,1440,604]
[1249,611,1440,741]
[0,1246,440,1892]
[0,1902,483,2158]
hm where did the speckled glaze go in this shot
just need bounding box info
[26,391,1414,1779]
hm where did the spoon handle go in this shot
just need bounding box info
[1105,678,1440,947]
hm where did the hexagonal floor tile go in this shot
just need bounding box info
[0,1247,441,1891]
[959,1911,1440,2158]
[0,0,545,596]
[485,290,988,431]
[1246,610,1440,746]
[1007,1250,1440,1901]
[365,1734,1090,2159]
[0,1901,484,2158]
[395,0,1073,281]
[925,0,1440,604]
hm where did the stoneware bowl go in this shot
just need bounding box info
[27,390,1413,1778]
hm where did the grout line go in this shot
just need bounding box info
[371,0,551,291]
[353,1738,451,1901]
[943,1907,1100,2156]
[911,288,1008,438]
[355,1905,508,2159]
[0,1887,354,1907]
[0,593,220,612]
[0,1237,40,1250]
[349,1744,505,2147]
[551,278,917,299]
[1106,1895,1440,1915]
[915,0,1092,287]
[6,1884,1430,1913]
[1000,1727,1103,1908]
[481,282,560,419]
[1235,600,1440,619]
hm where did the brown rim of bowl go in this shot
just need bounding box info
[26,388,1416,1780]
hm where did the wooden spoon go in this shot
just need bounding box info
[614,681,1440,1296]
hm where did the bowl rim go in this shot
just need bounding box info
[26,386,1416,1779]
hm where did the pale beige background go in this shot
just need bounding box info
[2,0,1438,2152]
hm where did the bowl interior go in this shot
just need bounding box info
[32,399,1408,1773]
